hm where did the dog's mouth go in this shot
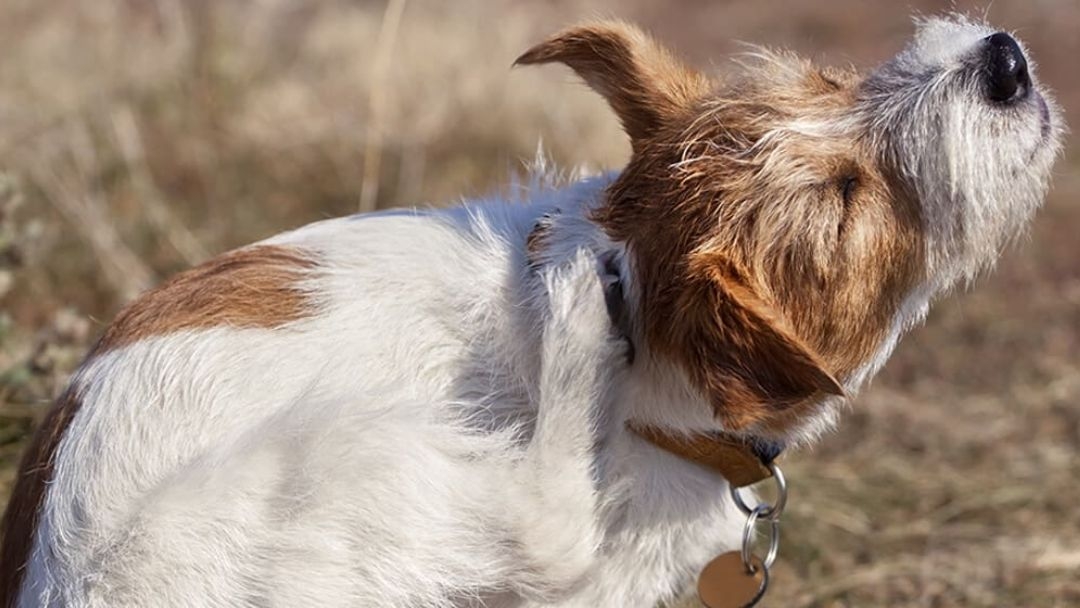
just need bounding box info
[1036,91,1053,142]
[1022,91,1056,164]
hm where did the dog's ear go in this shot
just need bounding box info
[671,251,844,430]
[515,21,711,150]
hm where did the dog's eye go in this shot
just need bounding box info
[821,75,844,91]
[840,176,858,207]
[835,176,858,241]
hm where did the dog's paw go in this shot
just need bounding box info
[540,249,631,369]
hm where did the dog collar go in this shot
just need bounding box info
[626,422,779,487]
[628,421,788,607]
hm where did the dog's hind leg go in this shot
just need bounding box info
[506,249,628,600]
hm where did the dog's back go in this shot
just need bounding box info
[0,187,604,606]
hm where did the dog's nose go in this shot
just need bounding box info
[984,32,1030,103]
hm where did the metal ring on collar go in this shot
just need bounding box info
[730,461,787,520]
[740,504,782,573]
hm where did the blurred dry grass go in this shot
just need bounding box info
[1,1,1078,606]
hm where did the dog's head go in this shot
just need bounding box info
[518,16,1063,440]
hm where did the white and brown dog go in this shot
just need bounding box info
[0,15,1063,608]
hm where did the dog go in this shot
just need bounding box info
[0,14,1063,608]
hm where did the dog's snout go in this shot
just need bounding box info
[984,32,1030,103]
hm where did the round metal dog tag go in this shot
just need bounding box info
[697,552,768,608]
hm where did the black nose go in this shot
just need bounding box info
[984,32,1030,103]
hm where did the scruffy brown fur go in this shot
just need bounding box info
[520,22,925,432]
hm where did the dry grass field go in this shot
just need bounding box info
[1,1,1078,606]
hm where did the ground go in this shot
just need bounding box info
[1,1,1078,606]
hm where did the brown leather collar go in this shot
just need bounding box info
[627,422,777,488]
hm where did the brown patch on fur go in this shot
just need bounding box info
[0,389,82,607]
[515,21,712,152]
[91,245,317,354]
[522,24,925,432]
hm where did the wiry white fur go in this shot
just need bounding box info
[16,16,1063,608]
